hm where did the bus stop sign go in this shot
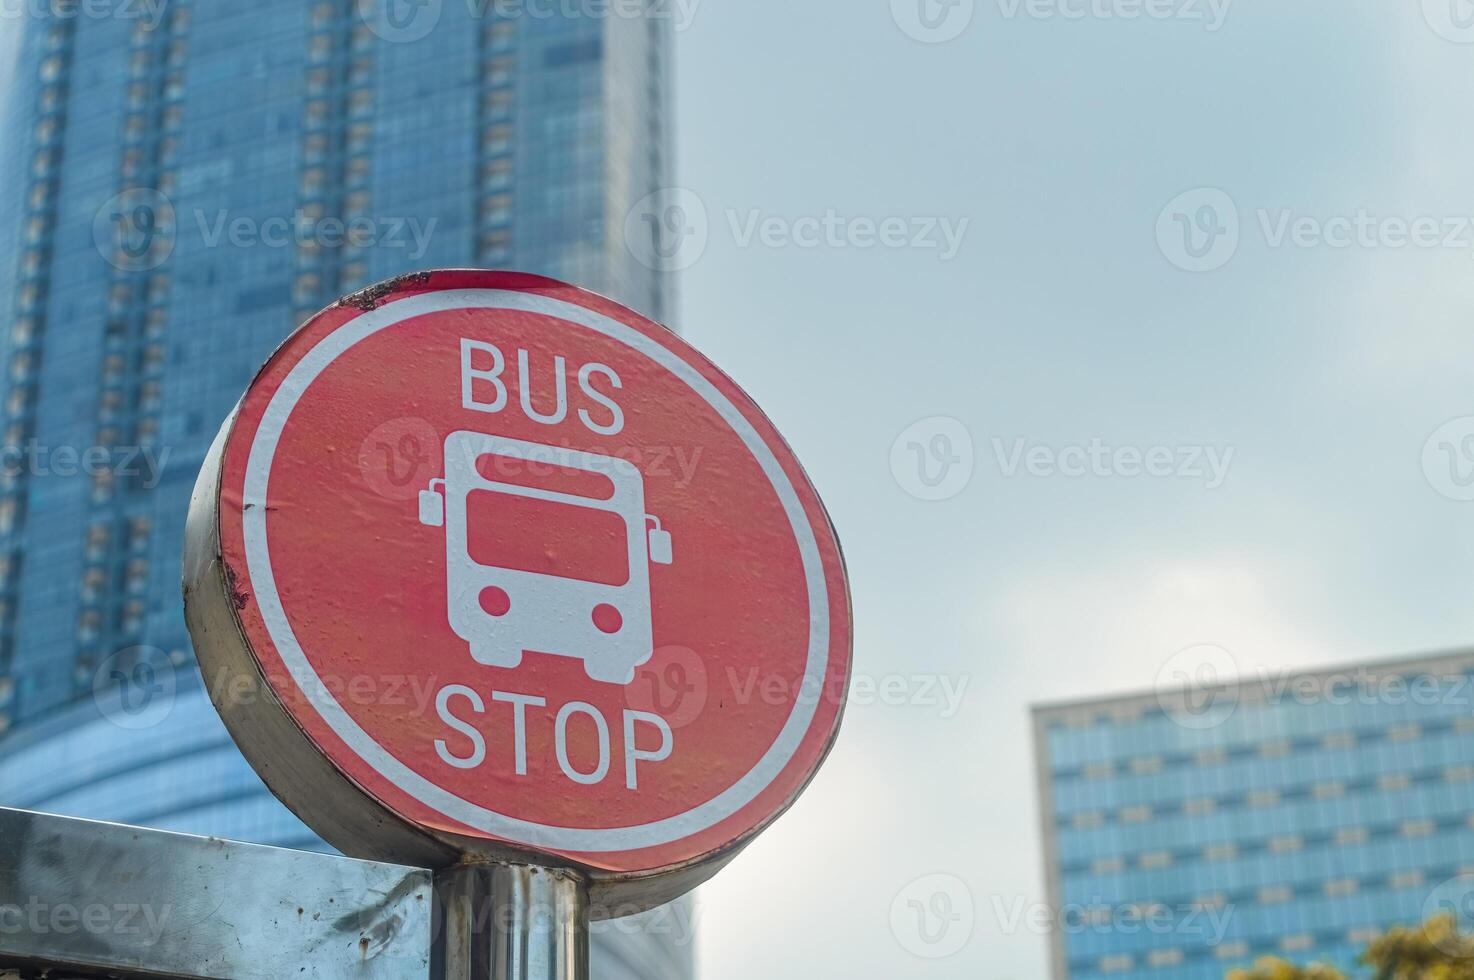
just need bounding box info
[184,270,852,911]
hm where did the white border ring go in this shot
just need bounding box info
[240,289,832,852]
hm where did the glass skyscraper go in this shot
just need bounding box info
[1034,649,1474,980]
[0,3,689,976]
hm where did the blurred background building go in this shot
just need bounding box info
[0,2,688,976]
[1034,649,1474,980]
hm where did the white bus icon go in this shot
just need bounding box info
[418,432,673,685]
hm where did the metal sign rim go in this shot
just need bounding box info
[182,270,853,913]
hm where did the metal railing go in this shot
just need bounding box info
[0,806,586,980]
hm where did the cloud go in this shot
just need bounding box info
[981,551,1345,705]
[1325,6,1474,394]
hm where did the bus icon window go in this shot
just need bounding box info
[418,432,673,685]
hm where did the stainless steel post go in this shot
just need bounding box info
[432,864,589,980]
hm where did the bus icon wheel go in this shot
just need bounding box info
[584,659,639,687]
[470,644,524,671]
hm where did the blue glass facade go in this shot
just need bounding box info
[1034,651,1474,979]
[0,3,688,976]
[0,0,674,729]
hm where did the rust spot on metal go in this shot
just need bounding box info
[223,562,251,611]
[337,271,434,312]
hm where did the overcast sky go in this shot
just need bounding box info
[671,2,1474,976]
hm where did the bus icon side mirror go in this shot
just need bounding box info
[419,481,446,528]
[647,516,673,566]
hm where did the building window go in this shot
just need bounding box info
[1204,843,1237,861]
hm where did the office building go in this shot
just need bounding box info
[0,3,687,976]
[1035,649,1474,979]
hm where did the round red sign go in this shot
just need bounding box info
[184,270,851,907]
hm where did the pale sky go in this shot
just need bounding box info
[673,2,1474,976]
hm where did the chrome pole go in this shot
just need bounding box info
[432,863,590,980]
